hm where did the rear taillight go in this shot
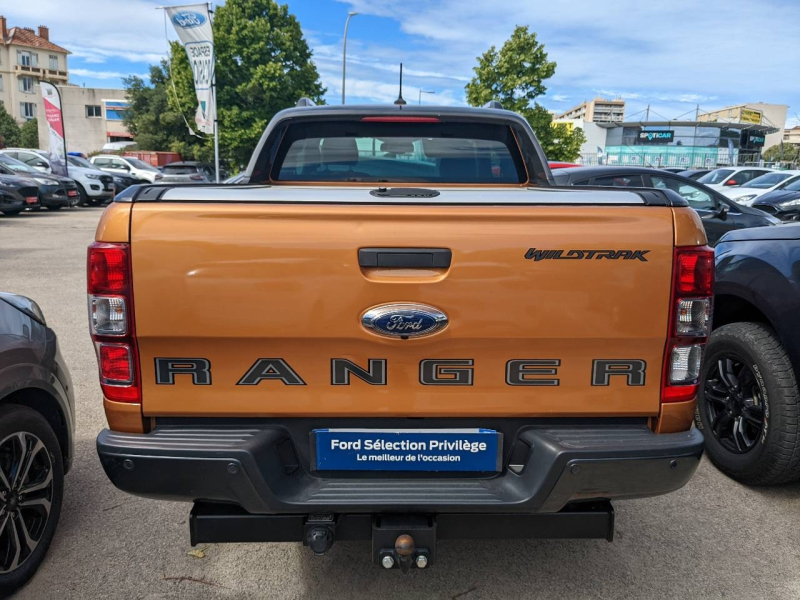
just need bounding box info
[88,242,140,403]
[662,246,714,403]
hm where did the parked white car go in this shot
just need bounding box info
[90,155,163,183]
[697,166,775,190]
[722,170,800,206]
[0,148,115,205]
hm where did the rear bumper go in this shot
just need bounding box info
[97,421,703,514]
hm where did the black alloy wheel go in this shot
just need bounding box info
[0,432,54,575]
[703,356,766,453]
[697,322,800,485]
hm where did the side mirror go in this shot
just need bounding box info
[715,203,730,220]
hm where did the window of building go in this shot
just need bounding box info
[49,55,59,70]
[86,105,102,118]
[19,76,34,93]
[20,102,36,120]
[0,74,3,92]
[16,50,38,67]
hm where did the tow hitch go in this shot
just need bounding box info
[373,515,435,572]
[189,501,615,570]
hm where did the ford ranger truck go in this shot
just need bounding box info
[91,102,710,571]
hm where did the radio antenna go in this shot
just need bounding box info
[394,63,407,107]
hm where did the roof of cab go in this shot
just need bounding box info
[271,103,532,126]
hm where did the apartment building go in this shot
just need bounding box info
[784,126,800,147]
[0,16,69,124]
[555,98,626,123]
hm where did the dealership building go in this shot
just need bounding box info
[555,102,786,167]
[597,121,779,168]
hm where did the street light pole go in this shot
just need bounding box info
[418,90,435,105]
[342,12,359,105]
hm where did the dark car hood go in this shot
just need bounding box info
[754,190,800,206]
[0,174,38,188]
[718,223,800,243]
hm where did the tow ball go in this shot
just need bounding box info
[380,534,430,573]
[373,515,435,572]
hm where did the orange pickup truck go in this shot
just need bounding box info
[90,102,711,570]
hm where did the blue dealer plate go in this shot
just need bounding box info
[312,429,502,472]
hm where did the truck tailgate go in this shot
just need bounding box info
[130,198,674,417]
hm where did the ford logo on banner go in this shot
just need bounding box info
[171,11,207,28]
[361,303,448,339]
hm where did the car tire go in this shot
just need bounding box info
[696,322,800,485]
[1,211,22,216]
[75,184,89,207]
[0,404,64,597]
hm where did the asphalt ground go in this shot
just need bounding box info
[1,206,799,599]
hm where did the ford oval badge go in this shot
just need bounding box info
[362,303,448,339]
[171,11,207,28]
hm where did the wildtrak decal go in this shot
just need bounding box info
[525,249,650,261]
[153,358,646,387]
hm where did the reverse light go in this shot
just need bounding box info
[89,296,127,335]
[88,242,140,403]
[669,345,703,384]
[662,246,714,403]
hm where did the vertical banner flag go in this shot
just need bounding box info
[165,4,216,134]
[40,82,69,176]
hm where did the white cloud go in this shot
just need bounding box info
[2,1,169,67]
[70,68,147,81]
[550,94,570,102]
[338,0,800,125]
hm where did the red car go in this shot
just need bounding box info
[548,161,581,169]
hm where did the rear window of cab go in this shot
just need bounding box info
[269,120,528,184]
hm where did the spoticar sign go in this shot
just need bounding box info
[171,11,207,28]
[312,429,503,472]
[638,130,675,144]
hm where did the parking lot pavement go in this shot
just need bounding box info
[2,207,800,599]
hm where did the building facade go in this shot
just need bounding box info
[0,16,69,124]
[555,98,625,123]
[784,126,800,147]
[698,103,788,149]
[599,121,778,168]
[35,86,131,154]
[552,118,609,162]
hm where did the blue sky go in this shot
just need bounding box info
[4,0,800,127]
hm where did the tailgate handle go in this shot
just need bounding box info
[358,248,452,269]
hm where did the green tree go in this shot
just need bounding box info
[0,104,22,149]
[20,117,40,149]
[213,0,326,166]
[124,0,326,169]
[763,143,799,164]
[124,55,207,160]
[465,26,585,162]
